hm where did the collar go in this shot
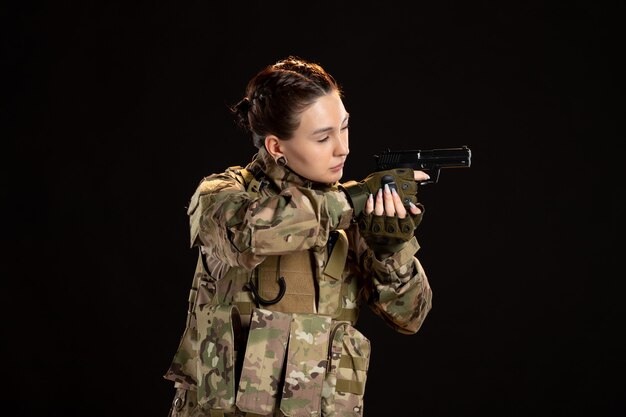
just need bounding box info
[245,146,336,192]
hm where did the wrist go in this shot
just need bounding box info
[338,181,369,217]
[370,241,407,258]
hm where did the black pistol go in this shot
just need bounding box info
[375,145,472,186]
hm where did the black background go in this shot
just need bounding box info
[4,1,624,416]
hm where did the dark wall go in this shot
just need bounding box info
[5,1,623,416]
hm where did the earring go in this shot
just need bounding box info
[276,156,288,166]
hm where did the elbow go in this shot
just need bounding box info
[395,291,433,335]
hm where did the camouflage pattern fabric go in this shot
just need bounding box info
[189,148,354,271]
[186,147,431,336]
[164,147,433,416]
[321,323,371,417]
[318,230,349,318]
[358,237,432,334]
[195,304,240,412]
[280,314,332,417]
[164,253,212,390]
[236,308,291,415]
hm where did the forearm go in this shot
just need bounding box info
[196,185,353,269]
[364,238,433,334]
[248,187,353,255]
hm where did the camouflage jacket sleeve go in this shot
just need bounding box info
[346,226,433,334]
[188,169,354,271]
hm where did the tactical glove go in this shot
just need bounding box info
[339,169,419,217]
[358,204,425,253]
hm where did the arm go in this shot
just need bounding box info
[345,172,432,334]
[348,227,432,334]
[188,168,354,271]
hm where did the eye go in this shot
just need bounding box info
[317,137,330,143]
[341,124,349,131]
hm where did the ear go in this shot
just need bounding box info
[264,135,284,159]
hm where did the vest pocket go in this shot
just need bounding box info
[321,323,371,417]
[236,308,292,415]
[279,314,332,417]
[196,304,241,413]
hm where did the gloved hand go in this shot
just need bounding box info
[358,200,425,254]
[339,169,419,217]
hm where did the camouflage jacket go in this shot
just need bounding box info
[164,146,432,416]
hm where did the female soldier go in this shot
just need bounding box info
[165,56,432,417]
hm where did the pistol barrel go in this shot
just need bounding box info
[375,146,472,170]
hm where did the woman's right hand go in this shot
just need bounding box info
[340,168,426,217]
[364,170,429,218]
[358,170,427,254]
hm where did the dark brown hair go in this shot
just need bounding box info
[232,56,342,148]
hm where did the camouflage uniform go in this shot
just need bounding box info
[164,147,432,417]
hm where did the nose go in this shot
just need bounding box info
[335,135,349,157]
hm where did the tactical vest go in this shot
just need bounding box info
[165,167,370,417]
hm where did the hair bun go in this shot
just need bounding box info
[237,97,251,113]
[232,97,252,131]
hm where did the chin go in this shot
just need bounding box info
[309,170,343,185]
[312,175,339,185]
[328,173,343,183]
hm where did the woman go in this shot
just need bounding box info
[165,56,432,417]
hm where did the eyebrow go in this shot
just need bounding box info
[311,113,350,135]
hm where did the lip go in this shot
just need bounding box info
[330,162,344,171]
